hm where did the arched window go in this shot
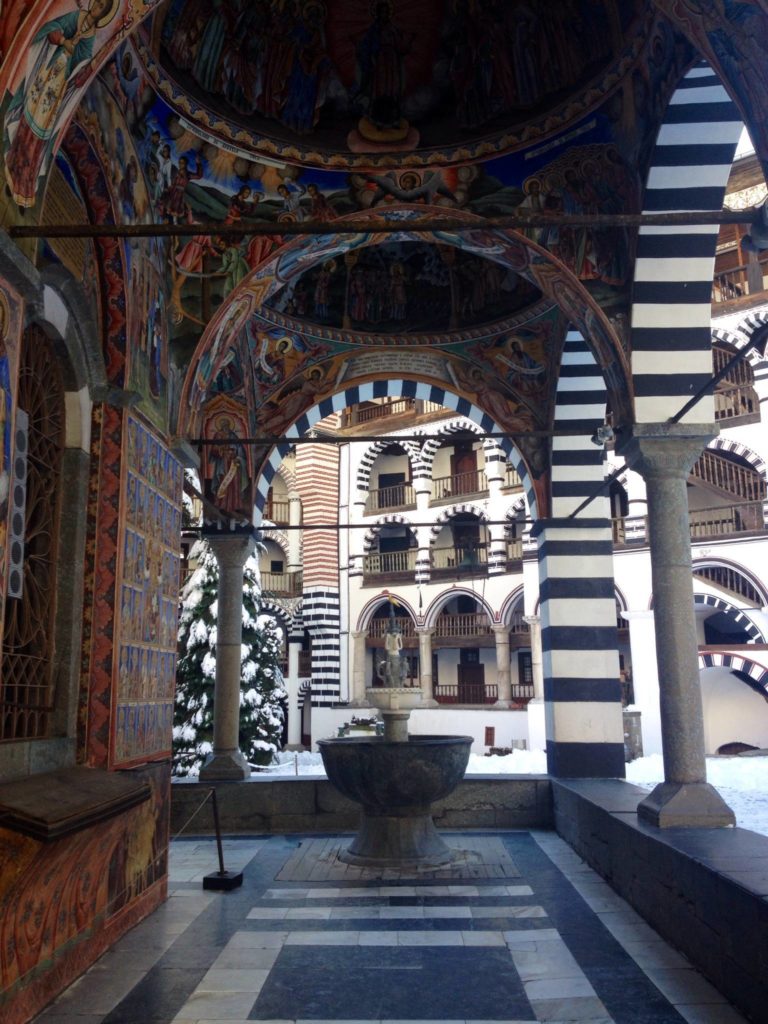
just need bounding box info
[1,327,64,741]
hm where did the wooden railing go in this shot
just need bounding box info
[690,450,766,501]
[363,549,417,576]
[365,483,416,512]
[431,469,487,501]
[508,612,530,634]
[434,683,498,704]
[503,465,522,489]
[693,565,764,605]
[712,258,768,304]
[434,612,493,638]
[260,571,303,596]
[510,682,534,704]
[367,616,416,639]
[349,398,416,425]
[714,384,759,423]
[506,537,523,562]
[689,501,765,538]
[264,499,290,524]
[432,543,488,571]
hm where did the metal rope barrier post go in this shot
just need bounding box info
[202,787,244,891]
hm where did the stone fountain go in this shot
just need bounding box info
[318,607,472,867]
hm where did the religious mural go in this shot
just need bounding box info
[0,0,162,209]
[154,0,645,156]
[114,414,182,768]
[265,241,542,332]
[200,394,254,520]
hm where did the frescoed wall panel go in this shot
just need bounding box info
[113,413,182,768]
[0,279,22,685]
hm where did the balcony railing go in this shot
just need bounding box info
[691,450,766,502]
[508,612,530,635]
[714,385,759,423]
[434,683,498,704]
[343,398,417,426]
[431,469,487,501]
[432,543,488,572]
[712,258,768,304]
[503,465,522,489]
[260,570,303,596]
[434,612,493,638]
[264,499,290,525]
[506,537,523,563]
[510,682,534,704]
[363,548,417,576]
[364,483,416,513]
[689,502,765,538]
[612,500,767,547]
[367,616,416,639]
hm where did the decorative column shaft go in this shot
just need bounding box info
[349,630,370,706]
[286,639,302,748]
[287,494,302,571]
[199,529,257,781]
[524,615,544,701]
[416,627,436,703]
[619,426,734,827]
[492,624,512,704]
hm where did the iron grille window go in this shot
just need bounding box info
[1,328,64,741]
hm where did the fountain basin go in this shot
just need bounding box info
[318,734,472,867]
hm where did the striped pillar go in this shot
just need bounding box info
[536,330,624,778]
[296,441,341,706]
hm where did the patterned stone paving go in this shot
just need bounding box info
[33,833,749,1024]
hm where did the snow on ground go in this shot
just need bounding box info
[266,749,768,838]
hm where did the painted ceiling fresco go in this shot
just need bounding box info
[149,0,648,164]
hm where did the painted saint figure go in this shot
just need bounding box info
[3,0,120,207]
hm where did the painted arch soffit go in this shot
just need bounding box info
[180,209,631,436]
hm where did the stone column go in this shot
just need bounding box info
[523,614,546,752]
[619,425,734,827]
[287,494,302,571]
[199,529,257,781]
[286,640,302,748]
[416,627,436,704]
[524,615,544,700]
[492,624,512,704]
[349,630,370,706]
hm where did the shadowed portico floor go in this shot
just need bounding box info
[33,831,748,1024]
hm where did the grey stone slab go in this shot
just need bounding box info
[645,968,728,1005]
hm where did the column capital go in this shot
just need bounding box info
[204,528,258,569]
[351,629,367,640]
[492,622,510,636]
[523,614,540,627]
[415,625,435,636]
[617,424,716,481]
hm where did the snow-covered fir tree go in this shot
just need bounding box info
[174,540,286,776]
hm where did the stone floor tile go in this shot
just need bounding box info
[396,929,464,945]
[357,931,398,945]
[621,939,692,969]
[505,885,534,896]
[211,946,280,970]
[379,905,424,918]
[503,927,561,945]
[528,996,609,1021]
[226,931,289,948]
[645,968,728,1005]
[45,968,149,1014]
[425,905,472,918]
[676,1005,751,1023]
[524,975,598,1000]
[173,991,257,1020]
[246,907,289,919]
[284,906,333,919]
[460,930,507,946]
[330,906,378,918]
[284,930,360,945]
[197,968,270,992]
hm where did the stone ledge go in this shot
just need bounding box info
[170,775,554,835]
[552,778,768,1024]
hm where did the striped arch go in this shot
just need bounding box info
[706,437,766,477]
[693,593,765,643]
[631,62,742,423]
[693,556,768,607]
[260,528,289,556]
[255,379,537,521]
[423,588,496,629]
[258,599,293,634]
[734,310,768,387]
[362,513,417,554]
[357,594,419,631]
[698,651,768,693]
[298,679,312,708]
[356,438,424,492]
[419,418,490,468]
[270,464,297,493]
[429,503,490,543]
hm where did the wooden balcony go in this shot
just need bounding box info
[260,570,303,597]
[367,616,416,642]
[502,465,522,490]
[690,450,766,502]
[714,384,760,424]
[613,500,767,547]
[510,682,534,705]
[434,612,493,641]
[264,499,291,525]
[342,398,417,426]
[364,483,416,513]
[432,543,488,575]
[711,256,768,307]
[434,682,498,705]
[506,537,523,565]
[362,548,417,581]
[431,469,488,502]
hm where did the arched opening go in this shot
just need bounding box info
[432,594,495,705]
[364,443,415,513]
[363,522,418,583]
[366,601,418,689]
[430,431,486,502]
[432,511,489,578]
[712,342,760,425]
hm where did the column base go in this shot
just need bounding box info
[346,699,372,708]
[199,750,251,781]
[637,782,735,828]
